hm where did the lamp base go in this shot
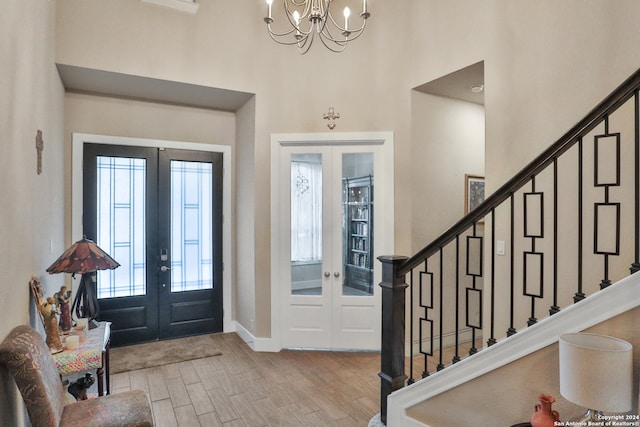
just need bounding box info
[569,409,604,423]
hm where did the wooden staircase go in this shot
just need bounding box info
[376,67,640,425]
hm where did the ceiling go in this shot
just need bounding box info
[414,61,485,105]
[56,64,254,112]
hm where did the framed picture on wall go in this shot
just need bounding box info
[465,174,485,215]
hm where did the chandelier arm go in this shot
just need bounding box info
[321,20,367,44]
[266,23,299,39]
[318,26,347,47]
[300,23,317,54]
[317,33,348,53]
[297,35,314,54]
[267,29,310,46]
[288,0,310,7]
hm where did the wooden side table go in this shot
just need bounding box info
[52,321,111,396]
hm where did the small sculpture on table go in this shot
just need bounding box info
[55,285,72,333]
[30,277,64,354]
[41,297,64,354]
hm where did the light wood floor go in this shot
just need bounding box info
[110,333,381,427]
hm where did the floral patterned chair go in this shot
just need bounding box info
[0,325,153,427]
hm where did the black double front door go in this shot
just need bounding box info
[83,143,223,346]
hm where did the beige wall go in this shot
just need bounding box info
[235,97,258,334]
[54,0,415,338]
[410,92,485,251]
[410,0,640,193]
[0,0,65,424]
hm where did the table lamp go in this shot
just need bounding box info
[559,332,633,422]
[46,237,120,323]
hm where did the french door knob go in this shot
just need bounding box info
[334,272,340,278]
[324,271,330,278]
[160,265,171,272]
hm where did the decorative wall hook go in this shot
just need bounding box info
[323,107,340,130]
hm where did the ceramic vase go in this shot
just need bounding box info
[531,394,560,427]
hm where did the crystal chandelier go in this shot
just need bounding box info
[264,0,370,54]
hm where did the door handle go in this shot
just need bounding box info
[324,271,330,278]
[334,272,340,278]
[160,265,171,272]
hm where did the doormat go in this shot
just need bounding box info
[109,334,222,374]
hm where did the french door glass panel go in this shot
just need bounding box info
[96,156,147,298]
[290,153,323,296]
[342,152,374,296]
[170,160,214,293]
[289,152,374,297]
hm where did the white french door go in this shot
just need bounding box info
[273,133,394,351]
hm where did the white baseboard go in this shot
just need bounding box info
[232,321,281,352]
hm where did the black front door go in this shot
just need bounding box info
[83,144,223,346]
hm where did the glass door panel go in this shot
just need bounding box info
[96,156,147,299]
[342,153,374,296]
[290,153,323,296]
[170,160,214,293]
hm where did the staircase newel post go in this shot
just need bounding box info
[378,255,409,425]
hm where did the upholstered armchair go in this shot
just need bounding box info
[0,325,153,427]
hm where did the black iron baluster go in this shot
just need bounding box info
[507,194,517,336]
[419,259,433,379]
[575,137,586,302]
[550,159,560,315]
[436,249,445,371]
[601,115,612,290]
[408,269,415,385]
[524,176,544,327]
[594,115,621,290]
[487,210,497,346]
[466,223,482,355]
[528,177,537,326]
[453,235,461,364]
[633,90,640,274]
